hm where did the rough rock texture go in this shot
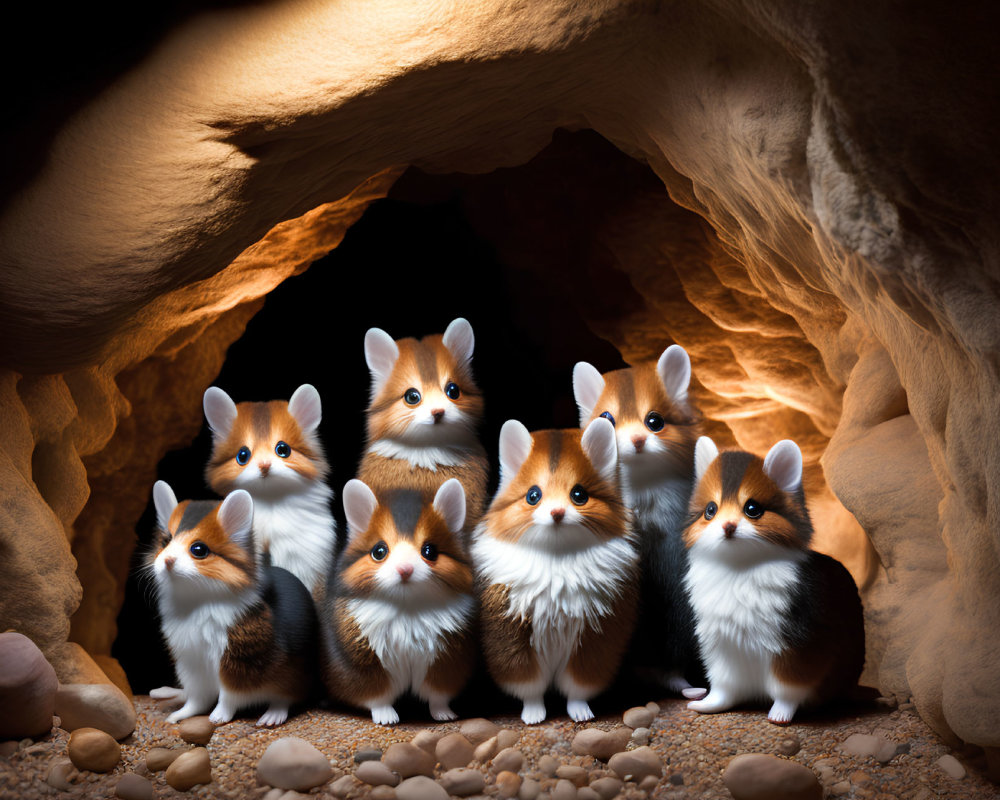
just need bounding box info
[0,0,998,761]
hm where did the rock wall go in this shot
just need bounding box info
[0,0,997,764]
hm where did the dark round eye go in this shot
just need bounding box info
[743,499,764,519]
[704,502,718,520]
[189,541,210,559]
[404,388,422,405]
[645,411,665,432]
[599,411,616,426]
[569,485,589,506]
[526,486,542,506]
[275,441,291,458]
[445,382,461,401]
[370,542,389,561]
[421,543,439,561]
[236,446,251,466]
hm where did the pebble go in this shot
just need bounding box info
[722,753,822,800]
[578,788,601,800]
[45,758,74,791]
[936,754,966,779]
[645,701,660,715]
[257,737,333,790]
[608,746,662,783]
[589,776,624,800]
[497,769,522,798]
[638,774,660,792]
[115,772,153,800]
[493,747,524,774]
[623,706,656,730]
[519,777,541,800]
[556,765,587,786]
[572,727,632,761]
[537,754,559,777]
[841,733,883,758]
[440,767,486,796]
[0,632,59,740]
[411,730,443,755]
[437,732,475,770]
[395,775,449,800]
[146,746,185,771]
[831,780,851,796]
[330,775,359,798]
[777,735,801,756]
[461,718,501,744]
[177,716,215,745]
[355,747,383,763]
[630,727,650,746]
[497,729,520,750]
[474,735,498,762]
[357,760,400,787]
[55,683,137,741]
[67,727,121,773]
[166,747,212,791]
[371,786,397,800]
[384,742,436,778]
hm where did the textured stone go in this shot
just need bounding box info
[354,747,383,763]
[115,772,153,800]
[497,730,520,750]
[330,775,359,798]
[436,733,475,770]
[841,734,883,758]
[257,737,333,791]
[67,727,121,773]
[777,736,801,757]
[622,706,655,730]
[0,632,59,740]
[383,742,436,778]
[496,770,522,798]
[608,747,662,783]
[460,718,501,745]
[589,776,624,800]
[518,777,541,800]
[440,767,486,796]
[177,716,215,745]
[411,730,443,755]
[552,778,577,800]
[46,758,75,791]
[537,755,559,777]
[55,683,136,740]
[395,776,448,800]
[356,760,400,787]
[493,747,524,774]
[555,765,587,786]
[572,727,632,761]
[723,754,822,800]
[165,747,212,791]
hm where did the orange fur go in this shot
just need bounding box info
[161,507,256,590]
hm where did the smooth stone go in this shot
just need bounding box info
[496,770,522,798]
[831,781,851,796]
[55,683,137,741]
[840,733,883,758]
[264,789,285,800]
[937,754,966,779]
[722,753,822,800]
[638,775,660,792]
[395,775,449,800]
[460,718,501,744]
[874,740,901,764]
[555,765,587,786]
[330,775,359,798]
[493,747,524,774]
[497,730,520,750]
[608,746,662,783]
[68,727,121,773]
[474,736,498,762]
[552,778,577,800]
[623,706,655,730]
[777,735,801,756]
[437,732,475,770]
[518,777,541,800]
[572,727,632,761]
[146,746,185,771]
[46,758,75,791]
[411,730,443,755]
[371,786,397,800]
[177,716,215,745]
[357,760,401,787]
[384,742,436,778]
[115,772,153,800]
[645,702,660,715]
[166,747,212,791]
[537,754,559,777]
[440,767,486,796]
[630,727,651,746]
[258,737,332,791]
[354,747,383,763]
[589,776,623,800]
[0,632,59,740]
[578,788,601,800]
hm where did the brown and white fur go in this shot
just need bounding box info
[573,345,702,692]
[148,482,317,726]
[683,437,865,723]
[203,384,335,594]
[473,417,639,725]
[357,318,489,529]
[320,478,476,725]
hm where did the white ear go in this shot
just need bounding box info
[342,479,378,539]
[694,436,719,484]
[364,327,400,395]
[581,416,617,479]
[657,345,691,407]
[498,420,533,488]
[433,478,467,534]
[288,384,322,433]
[152,480,178,532]
[203,386,238,438]
[572,362,606,427]
[763,439,803,493]
[217,490,254,551]
[442,318,475,364]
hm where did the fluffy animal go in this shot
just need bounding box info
[203,383,336,594]
[473,416,639,725]
[320,478,476,725]
[683,437,865,724]
[148,482,317,726]
[357,318,489,529]
[573,345,702,691]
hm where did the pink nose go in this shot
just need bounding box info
[258,462,271,476]
[551,508,565,523]
[631,435,646,452]
[723,521,737,539]
[431,409,445,422]
[397,563,414,581]
[163,556,176,570]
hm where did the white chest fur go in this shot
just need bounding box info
[251,483,335,591]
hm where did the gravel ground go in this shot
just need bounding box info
[1,692,997,800]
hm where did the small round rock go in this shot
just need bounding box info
[354,747,383,763]
[722,753,821,800]
[55,683,137,741]
[115,772,153,800]
[166,747,212,791]
[556,765,587,786]
[623,706,656,730]
[474,736,498,762]
[460,718,501,744]
[357,760,400,787]
[146,746,185,771]
[440,767,486,796]
[519,777,541,800]
[578,788,601,800]
[609,746,662,783]
[840,734,882,758]
[395,775,449,800]
[330,775,359,798]
[257,737,333,791]
[936,754,966,780]
[777,735,801,756]
[497,729,520,750]
[493,747,524,774]
[68,727,121,773]
[497,770,522,798]
[552,778,578,800]
[384,742,436,778]
[437,732,475,770]
[411,730,443,755]
[631,727,651,746]
[46,758,75,791]
[572,727,631,761]
[371,786,397,800]
[177,716,215,745]
[589,776,624,800]
[537,754,559,777]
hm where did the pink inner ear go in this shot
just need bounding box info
[582,416,616,476]
[763,440,802,493]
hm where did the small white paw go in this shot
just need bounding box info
[166,704,199,724]
[371,706,400,726]
[682,687,708,700]
[150,686,185,702]
[521,701,546,725]
[430,704,457,722]
[687,691,732,714]
[567,700,594,723]
[767,700,797,725]
[256,706,289,727]
[208,706,234,725]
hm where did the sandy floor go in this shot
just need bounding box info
[1,693,997,799]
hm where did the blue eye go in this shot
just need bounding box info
[704,502,718,520]
[526,486,542,506]
[445,382,461,401]
[275,441,291,458]
[236,446,251,466]
[570,485,589,505]
[600,411,616,427]
[189,541,209,559]
[404,388,421,405]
